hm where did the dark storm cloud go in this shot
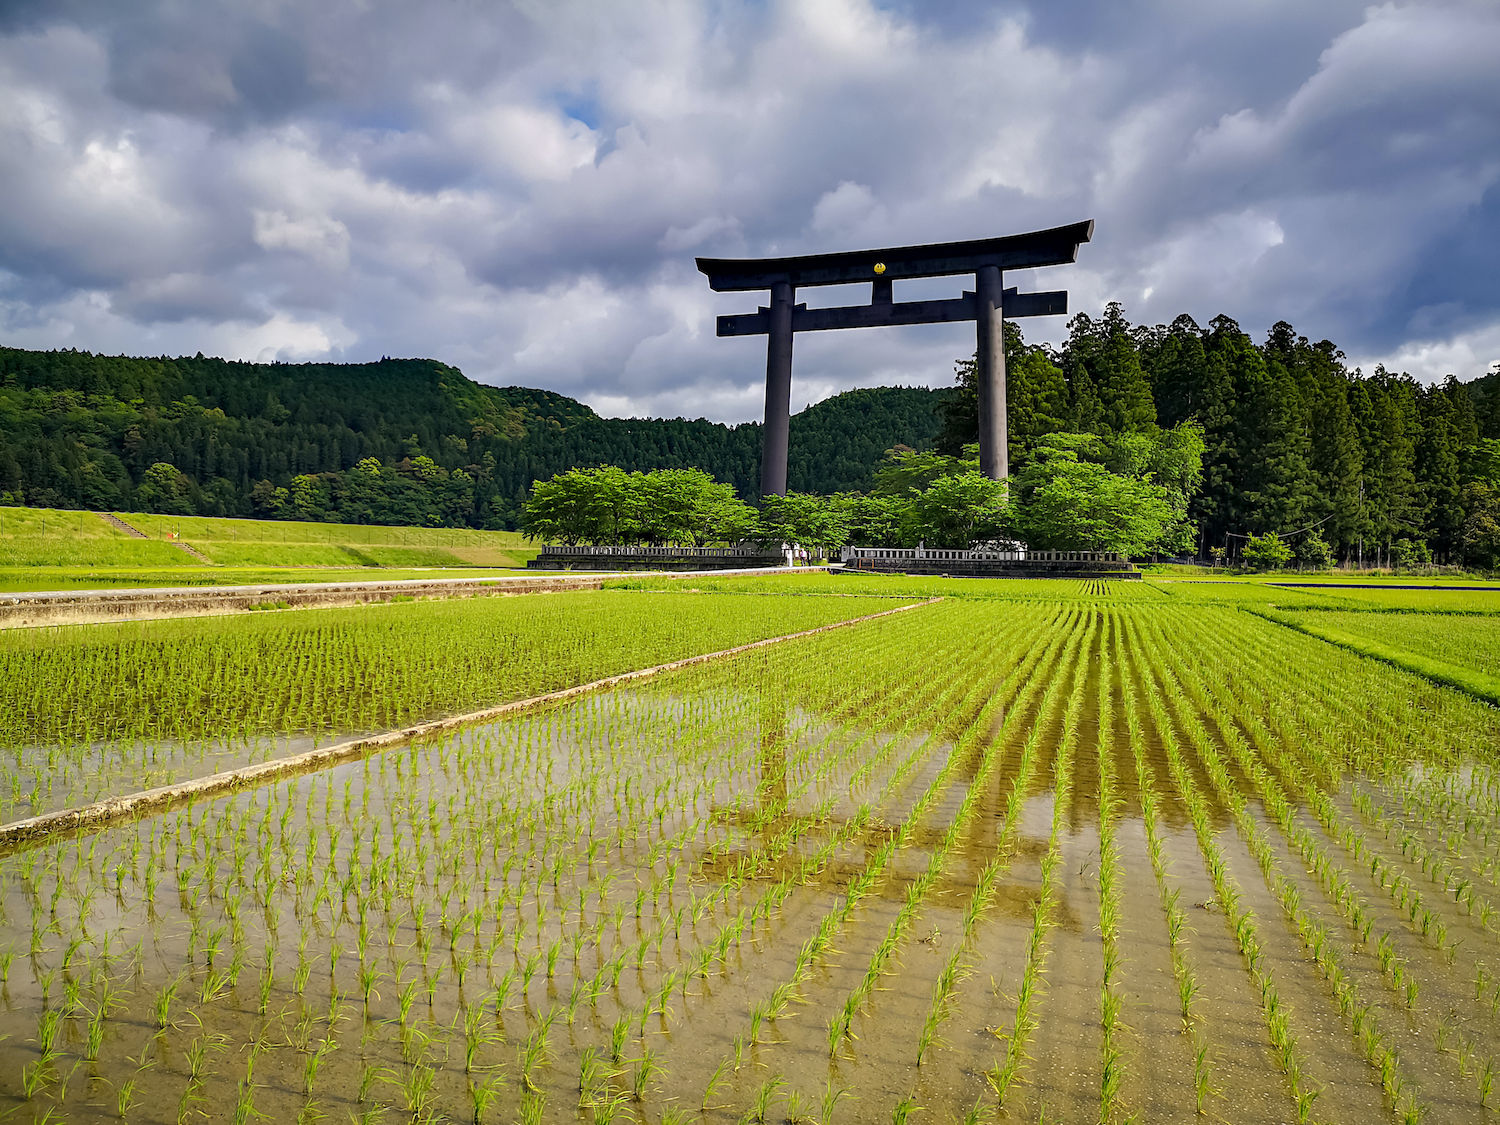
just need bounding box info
[0,0,1495,417]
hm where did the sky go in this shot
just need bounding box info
[0,0,1496,422]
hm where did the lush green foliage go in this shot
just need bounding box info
[941,309,1500,564]
[7,305,1500,562]
[1294,530,1334,569]
[859,426,1202,553]
[0,348,946,525]
[754,492,850,557]
[1242,531,1293,570]
[1011,445,1185,555]
[521,467,757,546]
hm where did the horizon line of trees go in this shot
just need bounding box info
[2,311,1498,567]
[938,310,1500,568]
[0,347,946,525]
[523,424,1204,557]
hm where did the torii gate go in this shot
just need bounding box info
[697,220,1093,495]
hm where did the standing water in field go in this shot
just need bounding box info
[0,593,1498,1124]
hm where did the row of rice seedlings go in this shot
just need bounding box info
[86,786,639,1116]
[1177,605,1500,1067]
[1392,776,1500,1076]
[1143,620,1403,965]
[983,610,1095,1110]
[1095,621,1128,1123]
[693,684,1020,1115]
[833,611,1021,800]
[721,602,1030,837]
[16,597,1499,1121]
[58,609,966,1122]
[1124,613,1325,1125]
[834,609,1092,1056]
[1385,771,1500,897]
[1113,612,1217,1115]
[1198,611,1500,1109]
[830,607,1090,1059]
[5,669,786,1122]
[1280,628,1491,782]
[1351,785,1494,941]
[1178,609,1494,993]
[913,611,1093,1067]
[1223,601,1492,785]
[1194,610,1487,957]
[511,609,1053,1110]
[1150,610,1500,1113]
[1135,611,1424,1122]
[1175,634,1460,986]
[675,621,1032,986]
[692,606,1073,1115]
[676,611,1051,1117]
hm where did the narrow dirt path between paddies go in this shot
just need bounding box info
[1,591,1499,1125]
[0,564,833,629]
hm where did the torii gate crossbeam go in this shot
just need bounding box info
[697,220,1093,496]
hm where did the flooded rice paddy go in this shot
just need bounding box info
[0,596,1499,1124]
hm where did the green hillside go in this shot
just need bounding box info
[0,347,947,526]
[0,505,539,590]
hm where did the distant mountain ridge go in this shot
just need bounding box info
[0,347,949,527]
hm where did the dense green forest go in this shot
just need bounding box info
[937,311,1499,565]
[2,304,1498,563]
[0,348,944,530]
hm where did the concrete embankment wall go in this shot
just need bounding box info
[0,566,824,629]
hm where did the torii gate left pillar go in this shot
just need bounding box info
[699,220,1093,495]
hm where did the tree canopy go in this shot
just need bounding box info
[521,467,757,547]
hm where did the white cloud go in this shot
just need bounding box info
[1351,320,1500,386]
[0,0,1495,423]
[810,181,885,238]
[252,209,350,270]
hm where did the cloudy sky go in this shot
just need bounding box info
[0,1,1496,421]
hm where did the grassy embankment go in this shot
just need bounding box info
[0,506,538,591]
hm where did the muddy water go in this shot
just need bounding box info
[3,603,1500,1123]
[1110,818,1203,1120]
[1263,802,1485,1124]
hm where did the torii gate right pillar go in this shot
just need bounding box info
[974,264,1008,481]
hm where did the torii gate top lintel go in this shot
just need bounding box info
[698,220,1093,497]
[695,219,1093,291]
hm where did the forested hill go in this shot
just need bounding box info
[0,347,947,528]
[4,304,1500,562]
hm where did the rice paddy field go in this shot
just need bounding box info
[1,576,1499,1124]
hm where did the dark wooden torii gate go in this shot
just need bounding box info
[697,220,1093,496]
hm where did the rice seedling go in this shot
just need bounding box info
[749,1073,786,1124]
